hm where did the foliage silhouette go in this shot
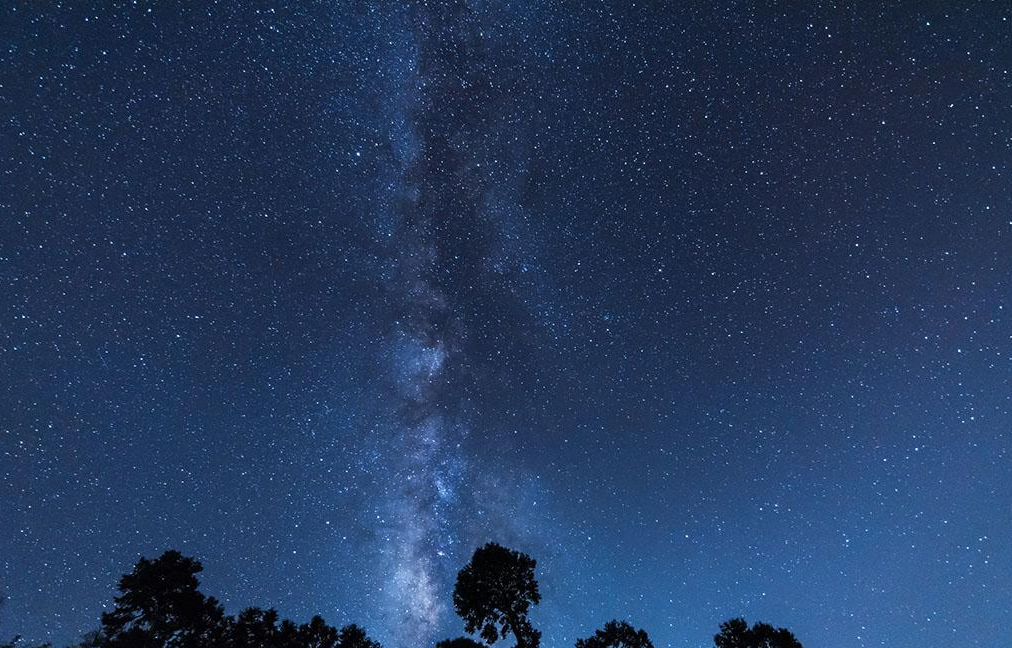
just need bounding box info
[297,615,339,648]
[2,546,806,648]
[713,618,802,648]
[96,551,381,648]
[434,638,486,648]
[230,608,284,648]
[100,550,228,648]
[575,621,654,648]
[335,625,381,648]
[452,543,541,648]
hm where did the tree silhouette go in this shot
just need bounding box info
[335,625,381,648]
[94,551,382,648]
[297,616,338,648]
[452,543,541,648]
[575,621,653,648]
[100,550,228,648]
[0,545,821,648]
[713,619,802,648]
[232,608,283,648]
[435,638,486,648]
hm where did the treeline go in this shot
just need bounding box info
[1,543,803,648]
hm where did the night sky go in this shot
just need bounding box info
[2,2,1010,648]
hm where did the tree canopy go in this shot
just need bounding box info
[452,543,541,648]
[575,620,654,648]
[1,546,804,648]
[713,618,803,648]
[93,551,380,648]
[100,550,228,648]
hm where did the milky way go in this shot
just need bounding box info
[364,3,547,643]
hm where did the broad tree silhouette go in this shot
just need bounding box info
[100,550,228,648]
[575,621,653,648]
[452,543,541,648]
[231,608,284,648]
[713,618,802,648]
[1,547,808,648]
[97,552,381,648]
[334,625,381,648]
[297,615,339,648]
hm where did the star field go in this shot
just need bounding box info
[1,3,1011,648]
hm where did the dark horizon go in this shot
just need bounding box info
[2,3,1009,648]
[1,544,804,648]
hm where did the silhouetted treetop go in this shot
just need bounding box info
[0,546,808,648]
[101,550,227,648]
[452,543,541,648]
[95,552,381,648]
[231,608,274,648]
[299,615,339,648]
[713,618,802,648]
[335,625,381,648]
[575,621,653,648]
